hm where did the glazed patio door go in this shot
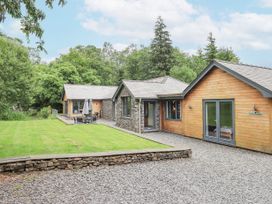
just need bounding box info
[204,100,235,145]
[144,101,155,129]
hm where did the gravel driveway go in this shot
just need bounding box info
[1,132,272,204]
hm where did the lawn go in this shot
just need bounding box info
[0,119,168,159]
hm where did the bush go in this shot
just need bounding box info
[37,106,52,119]
[0,108,28,120]
[27,108,38,117]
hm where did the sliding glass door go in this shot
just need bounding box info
[204,100,235,145]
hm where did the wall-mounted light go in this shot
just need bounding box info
[249,104,262,115]
[253,104,258,112]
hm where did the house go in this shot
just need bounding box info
[63,84,117,120]
[160,60,272,154]
[112,76,188,133]
[62,59,272,154]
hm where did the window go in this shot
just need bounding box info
[73,100,84,114]
[122,96,131,117]
[165,100,181,120]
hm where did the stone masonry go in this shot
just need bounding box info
[0,148,191,173]
[102,99,114,120]
[115,86,140,132]
[115,86,161,133]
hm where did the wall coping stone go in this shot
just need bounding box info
[0,148,190,164]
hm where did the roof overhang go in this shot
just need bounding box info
[112,81,135,102]
[182,60,272,98]
[157,93,184,100]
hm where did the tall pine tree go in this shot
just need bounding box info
[204,32,217,63]
[150,16,174,76]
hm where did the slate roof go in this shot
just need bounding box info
[114,76,188,99]
[216,60,272,92]
[183,60,272,98]
[64,84,118,100]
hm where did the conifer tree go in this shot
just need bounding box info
[204,32,217,63]
[150,16,174,76]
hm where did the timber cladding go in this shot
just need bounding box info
[161,67,272,154]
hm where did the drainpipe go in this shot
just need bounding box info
[139,98,142,134]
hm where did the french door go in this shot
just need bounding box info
[204,100,235,145]
[144,101,155,129]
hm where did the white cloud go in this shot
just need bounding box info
[260,0,272,7]
[81,0,272,51]
[41,56,56,64]
[112,43,128,51]
[218,13,272,50]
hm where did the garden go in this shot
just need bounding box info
[0,119,167,159]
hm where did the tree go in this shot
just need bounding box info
[0,0,66,51]
[150,16,174,76]
[190,49,207,75]
[170,65,196,83]
[170,48,197,83]
[32,65,64,109]
[204,32,217,63]
[124,47,152,80]
[0,35,33,118]
[216,47,239,63]
[51,61,81,84]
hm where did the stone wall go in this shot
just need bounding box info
[115,86,140,132]
[0,148,192,173]
[115,86,162,133]
[102,99,114,120]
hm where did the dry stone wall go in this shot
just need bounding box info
[0,148,191,173]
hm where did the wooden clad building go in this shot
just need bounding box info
[61,60,272,154]
[63,84,117,120]
[160,60,272,154]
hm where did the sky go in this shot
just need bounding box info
[1,0,272,67]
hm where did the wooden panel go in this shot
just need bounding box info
[161,67,272,153]
[66,100,103,118]
[160,101,184,135]
[92,100,102,117]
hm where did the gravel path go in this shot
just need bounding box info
[1,132,272,204]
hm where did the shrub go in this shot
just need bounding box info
[0,108,28,120]
[27,108,38,117]
[37,106,52,119]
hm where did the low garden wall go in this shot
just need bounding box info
[0,148,191,173]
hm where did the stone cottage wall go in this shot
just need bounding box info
[102,99,114,120]
[115,86,141,132]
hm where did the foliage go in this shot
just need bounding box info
[150,16,174,76]
[37,106,52,119]
[32,65,64,109]
[0,106,28,120]
[0,18,241,119]
[204,32,217,63]
[170,65,197,83]
[0,35,33,119]
[216,47,239,63]
[124,46,153,80]
[0,0,66,51]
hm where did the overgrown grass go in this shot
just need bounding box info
[0,119,168,158]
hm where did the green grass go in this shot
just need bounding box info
[0,119,168,159]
